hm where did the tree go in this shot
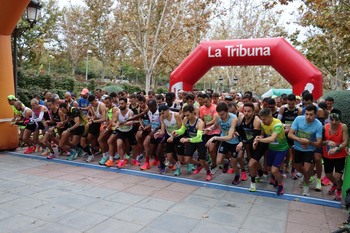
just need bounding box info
[115,0,218,93]
[204,0,289,95]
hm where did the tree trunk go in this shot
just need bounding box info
[145,71,151,94]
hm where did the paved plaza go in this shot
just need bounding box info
[0,152,348,233]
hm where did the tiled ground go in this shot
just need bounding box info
[0,152,348,233]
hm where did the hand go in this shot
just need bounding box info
[236,142,243,151]
[252,141,258,150]
[167,136,174,143]
[299,138,309,145]
[172,131,178,137]
[328,147,338,155]
[180,138,189,143]
[205,138,214,147]
[326,140,337,147]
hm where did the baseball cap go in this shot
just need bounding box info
[81,88,89,95]
[158,104,169,113]
[7,95,17,101]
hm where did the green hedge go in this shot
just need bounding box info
[322,90,350,130]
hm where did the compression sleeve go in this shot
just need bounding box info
[174,125,186,135]
[189,130,203,143]
[31,111,44,123]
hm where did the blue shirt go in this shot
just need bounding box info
[77,97,90,115]
[291,116,323,152]
[218,113,239,144]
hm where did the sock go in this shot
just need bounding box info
[146,155,150,163]
[258,169,263,177]
[251,176,256,183]
[83,146,92,155]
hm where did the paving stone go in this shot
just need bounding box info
[83,199,128,216]
[254,196,290,209]
[205,207,249,227]
[190,221,240,233]
[51,193,100,209]
[249,203,288,221]
[288,209,328,228]
[76,186,118,199]
[86,218,143,233]
[113,206,163,225]
[168,202,210,219]
[182,194,219,208]
[22,202,77,221]
[9,184,47,196]
[285,222,330,233]
[0,191,22,204]
[27,222,82,233]
[191,187,226,199]
[56,209,109,231]
[0,196,47,213]
[0,213,47,232]
[134,197,176,212]
[106,191,147,205]
[148,213,199,233]
[242,215,286,233]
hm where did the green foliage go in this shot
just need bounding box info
[103,85,123,94]
[156,87,168,94]
[322,90,350,130]
[122,83,142,94]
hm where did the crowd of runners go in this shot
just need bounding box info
[6,87,349,200]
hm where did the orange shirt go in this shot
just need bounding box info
[323,123,347,159]
[199,104,220,135]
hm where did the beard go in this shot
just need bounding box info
[119,106,126,111]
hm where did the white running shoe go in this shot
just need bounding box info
[302,185,310,196]
[86,155,94,163]
[249,182,256,192]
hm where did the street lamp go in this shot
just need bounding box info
[12,0,42,96]
[85,50,92,82]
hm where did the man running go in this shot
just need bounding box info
[288,104,323,196]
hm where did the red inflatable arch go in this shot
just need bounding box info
[169,38,322,99]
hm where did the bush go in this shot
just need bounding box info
[103,85,123,94]
[322,90,350,131]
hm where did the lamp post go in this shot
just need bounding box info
[218,75,223,93]
[85,49,92,82]
[12,0,42,96]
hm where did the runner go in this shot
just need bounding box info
[253,108,289,195]
[288,104,323,196]
[322,111,349,201]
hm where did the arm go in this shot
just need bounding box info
[127,108,149,122]
[277,106,284,120]
[339,124,349,150]
[174,118,188,136]
[189,119,204,143]
[67,116,80,132]
[94,103,107,123]
[214,117,238,142]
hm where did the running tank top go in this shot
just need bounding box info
[130,104,139,115]
[22,107,31,118]
[282,107,299,126]
[323,123,347,159]
[163,112,178,136]
[186,118,199,138]
[239,116,256,142]
[93,102,102,119]
[148,109,160,131]
[141,110,150,127]
[51,108,60,124]
[218,113,239,144]
[107,107,113,121]
[118,109,133,132]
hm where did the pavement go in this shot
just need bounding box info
[0,151,348,233]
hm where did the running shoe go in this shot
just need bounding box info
[227,168,234,174]
[67,149,78,161]
[24,146,36,154]
[168,164,177,171]
[302,185,310,196]
[86,155,94,163]
[211,166,218,175]
[131,159,140,166]
[99,156,109,165]
[47,153,56,159]
[232,175,241,185]
[309,176,314,184]
[105,159,114,167]
[117,159,127,169]
[64,151,71,156]
[222,161,229,174]
[335,189,342,201]
[159,166,167,174]
[315,178,322,192]
[269,176,275,186]
[140,162,151,170]
[206,171,213,181]
[76,147,83,158]
[35,146,41,153]
[136,154,144,163]
[174,167,181,176]
[114,153,120,160]
[41,148,50,156]
[125,154,131,160]
[321,176,332,186]
[241,171,248,181]
[193,166,203,174]
[249,182,256,192]
[151,160,160,166]
[277,185,284,196]
[187,164,194,174]
[328,185,337,195]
